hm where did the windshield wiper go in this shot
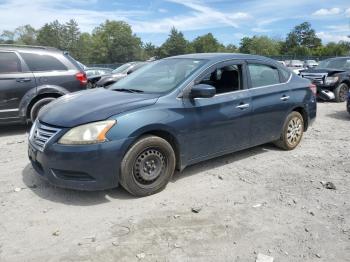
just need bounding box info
[113,88,144,93]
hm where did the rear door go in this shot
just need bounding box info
[247,61,293,146]
[0,51,36,120]
[19,51,83,93]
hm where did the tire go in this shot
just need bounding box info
[120,135,176,197]
[334,83,349,102]
[274,111,304,151]
[30,97,56,122]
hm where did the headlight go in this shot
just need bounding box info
[325,76,339,85]
[58,120,116,145]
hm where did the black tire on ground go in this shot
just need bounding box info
[120,135,176,197]
[334,83,349,102]
[273,111,304,151]
[30,97,56,122]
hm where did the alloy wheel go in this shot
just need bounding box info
[287,117,303,146]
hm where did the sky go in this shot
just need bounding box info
[0,0,349,46]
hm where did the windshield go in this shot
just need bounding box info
[317,58,350,70]
[110,58,207,94]
[112,63,133,74]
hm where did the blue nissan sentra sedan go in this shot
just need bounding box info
[28,53,317,196]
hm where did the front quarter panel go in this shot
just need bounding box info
[105,98,187,164]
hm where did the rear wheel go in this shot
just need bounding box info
[120,135,176,197]
[30,97,56,122]
[334,83,349,102]
[274,111,304,150]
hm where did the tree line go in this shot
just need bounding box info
[1,20,349,64]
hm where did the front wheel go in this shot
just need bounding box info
[334,83,349,102]
[274,111,304,150]
[120,135,176,197]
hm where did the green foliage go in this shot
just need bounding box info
[0,20,348,63]
[284,22,322,55]
[159,27,189,58]
[14,25,37,45]
[239,36,281,56]
[36,20,66,49]
[191,33,223,53]
[90,20,142,63]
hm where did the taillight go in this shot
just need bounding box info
[309,83,317,96]
[76,72,87,86]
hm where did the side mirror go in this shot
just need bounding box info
[127,69,133,75]
[190,84,216,98]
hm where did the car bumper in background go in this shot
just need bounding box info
[28,138,132,191]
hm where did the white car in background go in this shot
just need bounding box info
[303,60,318,68]
[277,60,286,66]
[287,60,305,75]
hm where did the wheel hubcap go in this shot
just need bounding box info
[287,117,302,146]
[133,148,166,185]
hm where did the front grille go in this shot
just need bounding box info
[300,73,327,85]
[30,121,61,151]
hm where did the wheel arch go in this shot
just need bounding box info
[291,106,308,131]
[340,79,350,87]
[19,85,69,120]
[127,127,182,171]
[26,93,62,119]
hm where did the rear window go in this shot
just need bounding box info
[248,63,280,88]
[20,52,67,72]
[280,67,291,82]
[0,52,21,73]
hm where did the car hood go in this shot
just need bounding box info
[300,68,346,75]
[38,88,159,128]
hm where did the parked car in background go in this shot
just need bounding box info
[287,60,305,75]
[0,45,87,124]
[28,53,316,196]
[304,60,318,68]
[85,67,113,88]
[300,57,350,102]
[277,60,286,66]
[95,62,148,87]
[85,67,113,78]
[288,60,304,68]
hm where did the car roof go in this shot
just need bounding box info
[166,53,277,63]
[0,45,63,54]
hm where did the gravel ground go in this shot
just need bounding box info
[0,102,349,262]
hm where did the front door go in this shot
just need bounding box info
[182,60,252,162]
[0,51,36,120]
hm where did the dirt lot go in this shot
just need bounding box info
[0,102,349,262]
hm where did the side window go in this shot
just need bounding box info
[280,67,291,82]
[199,64,243,94]
[20,52,67,72]
[248,63,280,88]
[0,52,21,73]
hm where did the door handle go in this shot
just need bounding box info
[236,103,250,109]
[16,78,31,83]
[280,95,290,101]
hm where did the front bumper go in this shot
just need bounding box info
[28,138,133,191]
